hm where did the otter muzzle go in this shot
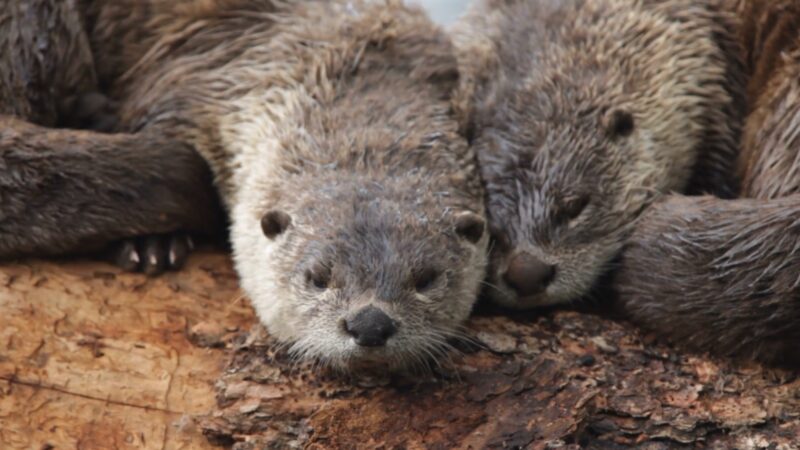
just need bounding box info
[344,305,398,347]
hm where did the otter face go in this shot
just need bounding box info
[475,102,693,309]
[231,180,487,372]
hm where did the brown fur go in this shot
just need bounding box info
[737,0,800,198]
[452,0,744,308]
[615,0,800,365]
[0,0,96,125]
[614,195,800,366]
[0,0,224,273]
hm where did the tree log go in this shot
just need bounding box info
[0,252,253,449]
[1,254,798,449]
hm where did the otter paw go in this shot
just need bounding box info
[108,233,194,275]
[64,91,119,132]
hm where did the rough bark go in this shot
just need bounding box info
[0,252,254,449]
[202,312,800,449]
[2,254,799,449]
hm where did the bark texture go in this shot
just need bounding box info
[2,254,799,449]
[0,252,254,449]
[202,313,800,449]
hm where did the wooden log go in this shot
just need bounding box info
[203,312,800,449]
[2,253,799,449]
[0,252,254,449]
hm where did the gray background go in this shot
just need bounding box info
[409,0,469,25]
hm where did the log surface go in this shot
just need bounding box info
[0,253,254,450]
[1,253,799,449]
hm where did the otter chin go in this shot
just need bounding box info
[453,0,743,308]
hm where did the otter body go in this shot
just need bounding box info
[452,0,744,308]
[0,0,223,273]
[0,0,95,125]
[615,0,800,365]
[2,0,489,371]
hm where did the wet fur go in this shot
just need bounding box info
[0,0,223,262]
[615,195,800,366]
[0,0,95,125]
[452,0,744,308]
[0,117,221,257]
[615,0,800,365]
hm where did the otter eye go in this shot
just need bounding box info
[261,210,292,239]
[454,212,485,244]
[413,268,439,292]
[562,196,590,222]
[306,263,331,290]
[605,109,635,138]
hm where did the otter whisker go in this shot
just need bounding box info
[480,279,505,294]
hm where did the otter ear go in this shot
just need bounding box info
[604,109,635,138]
[261,210,292,239]
[455,212,486,244]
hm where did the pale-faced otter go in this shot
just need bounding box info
[2,0,489,371]
[614,0,800,365]
[452,0,744,308]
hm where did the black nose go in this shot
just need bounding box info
[503,252,555,297]
[344,305,398,347]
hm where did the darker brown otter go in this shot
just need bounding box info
[455,0,800,365]
[614,0,800,366]
[0,0,224,274]
[452,0,745,309]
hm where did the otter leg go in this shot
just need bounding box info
[614,87,800,365]
[2,0,208,274]
[60,91,197,275]
[614,194,800,366]
[0,116,224,270]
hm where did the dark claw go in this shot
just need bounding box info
[166,233,191,270]
[109,239,141,272]
[141,235,168,276]
[87,113,119,133]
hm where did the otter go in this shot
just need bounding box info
[2,0,489,371]
[456,0,800,365]
[613,0,800,365]
[451,0,744,309]
[0,0,223,275]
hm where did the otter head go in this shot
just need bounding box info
[231,175,487,372]
[473,69,702,308]
[454,0,735,308]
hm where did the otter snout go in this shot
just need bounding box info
[343,305,398,347]
[503,252,556,297]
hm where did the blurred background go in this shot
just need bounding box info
[410,0,468,25]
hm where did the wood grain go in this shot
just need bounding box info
[0,252,254,450]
